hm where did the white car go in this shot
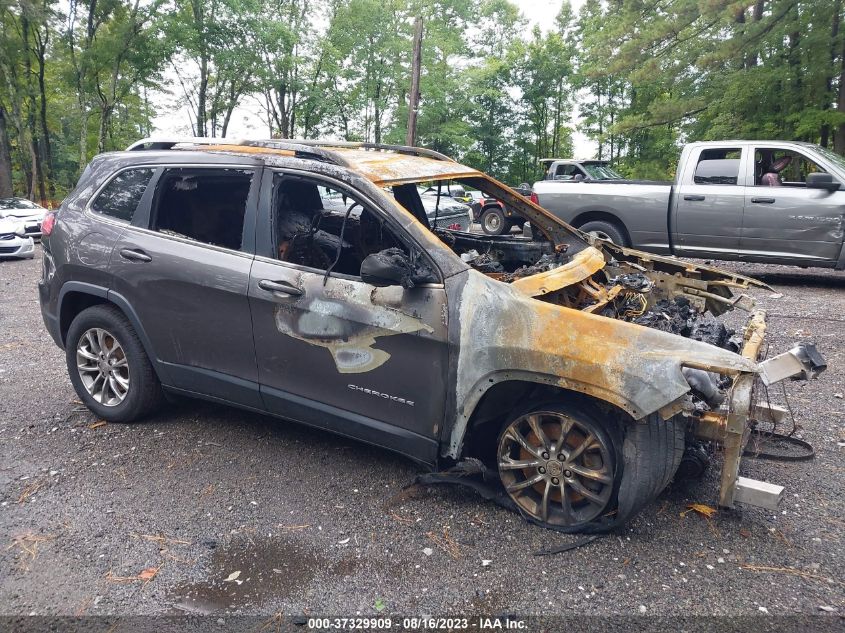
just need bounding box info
[0,217,35,259]
[0,197,48,239]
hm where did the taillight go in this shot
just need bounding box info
[529,192,539,205]
[41,212,56,236]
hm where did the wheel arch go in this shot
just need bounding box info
[569,210,631,245]
[449,372,639,462]
[58,284,170,384]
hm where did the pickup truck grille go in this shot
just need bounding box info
[433,214,470,231]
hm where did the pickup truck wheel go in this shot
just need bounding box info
[66,305,163,423]
[578,220,627,246]
[497,403,620,530]
[480,206,508,235]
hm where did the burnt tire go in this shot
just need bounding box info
[578,220,627,246]
[480,206,508,235]
[496,401,685,533]
[66,304,163,423]
[615,413,686,526]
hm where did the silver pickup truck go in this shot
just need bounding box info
[533,141,845,269]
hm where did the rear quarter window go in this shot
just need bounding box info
[693,149,741,185]
[91,168,155,222]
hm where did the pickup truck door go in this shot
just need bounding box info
[672,145,748,259]
[740,145,845,265]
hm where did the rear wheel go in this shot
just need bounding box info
[578,220,627,246]
[66,305,163,423]
[480,206,508,235]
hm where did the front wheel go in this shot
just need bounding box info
[497,403,620,530]
[66,304,163,423]
[496,402,685,532]
[480,206,508,235]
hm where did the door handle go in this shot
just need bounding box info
[119,248,152,262]
[258,279,303,296]
[751,197,775,204]
[683,195,705,201]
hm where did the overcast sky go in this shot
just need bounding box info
[151,0,596,160]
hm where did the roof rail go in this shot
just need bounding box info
[125,137,346,166]
[264,139,453,162]
[125,137,454,165]
[126,137,251,151]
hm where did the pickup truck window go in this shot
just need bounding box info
[693,148,741,185]
[753,148,827,187]
[583,164,623,180]
[816,145,845,172]
[553,164,584,180]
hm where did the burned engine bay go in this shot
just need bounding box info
[449,230,768,410]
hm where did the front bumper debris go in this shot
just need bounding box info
[691,311,827,509]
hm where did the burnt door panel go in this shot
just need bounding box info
[249,258,448,455]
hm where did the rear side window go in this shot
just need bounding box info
[693,149,741,185]
[150,168,253,251]
[91,168,155,221]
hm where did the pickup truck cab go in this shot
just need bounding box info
[540,158,624,182]
[533,141,845,269]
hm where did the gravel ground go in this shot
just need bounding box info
[0,248,843,623]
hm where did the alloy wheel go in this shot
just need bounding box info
[76,327,130,407]
[498,410,615,527]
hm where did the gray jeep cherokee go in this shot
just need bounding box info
[39,138,825,533]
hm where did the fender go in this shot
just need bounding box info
[105,289,173,384]
[57,281,172,385]
[443,269,757,459]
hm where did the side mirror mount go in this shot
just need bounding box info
[806,172,840,192]
[360,248,435,289]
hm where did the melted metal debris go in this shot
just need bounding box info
[500,252,569,283]
[460,249,504,273]
[626,297,738,351]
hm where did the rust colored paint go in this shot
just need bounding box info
[509,248,606,296]
[446,270,760,458]
[326,148,481,185]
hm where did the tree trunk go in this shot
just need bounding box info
[833,41,845,154]
[97,105,112,153]
[744,0,766,69]
[35,24,54,199]
[197,54,208,136]
[0,106,13,197]
[824,0,843,148]
[836,13,845,153]
[21,16,46,203]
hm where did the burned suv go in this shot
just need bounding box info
[39,139,824,533]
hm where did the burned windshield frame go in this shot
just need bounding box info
[419,176,586,246]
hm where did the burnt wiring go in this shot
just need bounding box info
[743,343,814,462]
[617,291,648,318]
[323,201,355,286]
